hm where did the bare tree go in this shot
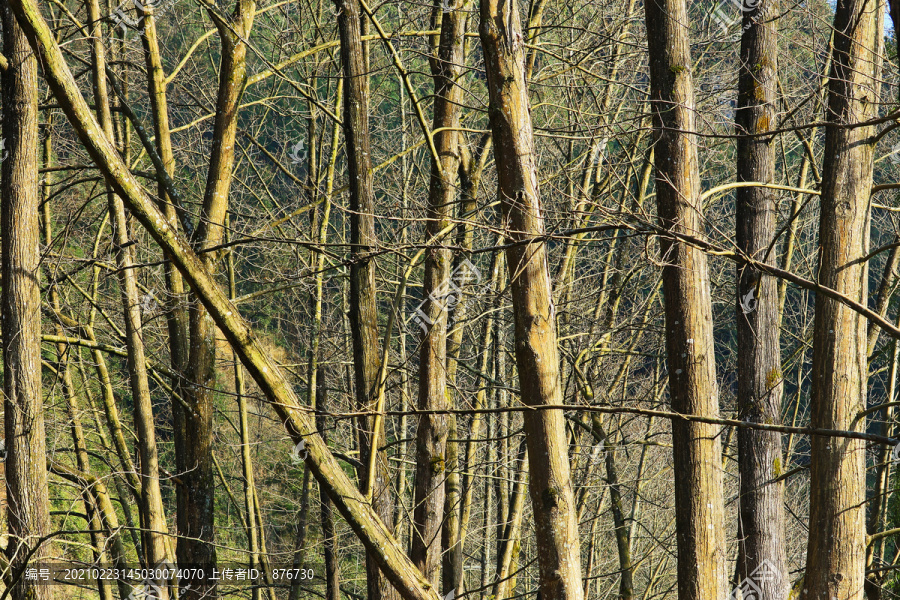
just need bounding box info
[409,0,468,588]
[176,2,257,597]
[83,0,174,587]
[7,3,444,598]
[10,0,900,598]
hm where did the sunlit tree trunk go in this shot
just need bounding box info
[805,1,882,599]
[643,1,726,599]
[136,4,191,557]
[83,0,173,587]
[479,0,584,597]
[177,4,255,598]
[411,0,468,588]
[1,8,54,599]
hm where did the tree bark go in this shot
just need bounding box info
[479,0,584,597]
[805,1,882,599]
[335,1,397,598]
[1,8,54,599]
[410,0,468,589]
[734,1,787,597]
[177,3,256,596]
[643,1,726,600]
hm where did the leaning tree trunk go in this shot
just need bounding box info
[734,0,787,597]
[1,8,54,600]
[335,1,398,599]
[643,1,726,600]
[805,1,882,599]
[479,0,584,597]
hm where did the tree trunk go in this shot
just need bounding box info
[411,0,468,589]
[178,5,256,598]
[492,440,528,600]
[136,3,192,561]
[479,1,584,597]
[643,1,726,599]
[335,1,397,598]
[84,0,173,583]
[41,121,115,600]
[226,235,269,600]
[734,1,787,597]
[317,367,341,600]
[0,9,54,599]
[589,416,634,600]
[805,1,882,599]
[451,248,502,595]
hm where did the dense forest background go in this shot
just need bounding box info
[0,0,897,598]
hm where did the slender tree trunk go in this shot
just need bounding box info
[317,367,341,600]
[83,0,174,585]
[52,297,114,600]
[443,113,492,600]
[734,1,787,597]
[451,248,502,595]
[589,416,633,600]
[479,1,584,597]
[40,117,114,600]
[309,82,343,600]
[1,9,54,599]
[395,66,412,542]
[137,0,190,355]
[643,1,726,599]
[805,1,882,599]
[492,440,528,600]
[480,411,495,593]
[335,1,397,598]
[411,0,468,589]
[226,233,268,600]
[136,3,192,562]
[179,4,255,597]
